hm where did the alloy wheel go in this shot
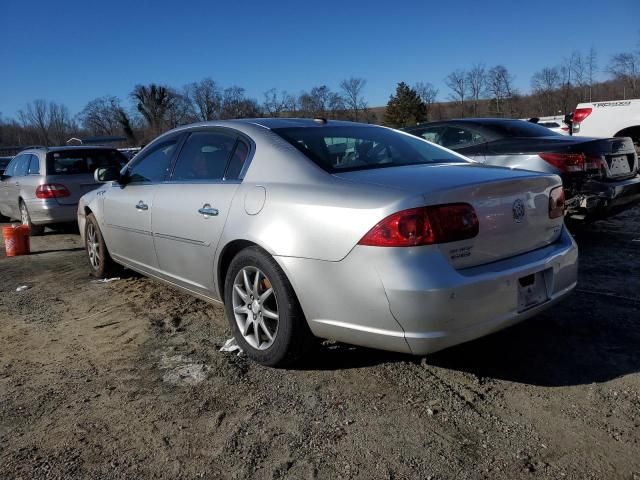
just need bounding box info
[86,223,100,270]
[231,266,279,350]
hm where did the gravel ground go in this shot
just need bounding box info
[0,210,639,480]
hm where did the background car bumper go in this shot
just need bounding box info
[25,198,77,225]
[277,227,578,356]
[567,174,640,220]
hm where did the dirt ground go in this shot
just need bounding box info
[0,210,639,480]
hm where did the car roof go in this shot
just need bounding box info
[167,117,371,134]
[411,118,526,128]
[19,145,120,154]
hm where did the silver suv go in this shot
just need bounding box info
[0,146,127,234]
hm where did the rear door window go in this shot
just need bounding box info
[28,155,40,175]
[47,149,127,175]
[441,127,486,149]
[411,126,446,145]
[171,131,237,182]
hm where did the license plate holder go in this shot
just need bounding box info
[609,155,631,176]
[517,271,549,312]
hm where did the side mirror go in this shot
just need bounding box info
[94,166,120,183]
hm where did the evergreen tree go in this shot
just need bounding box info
[384,82,427,127]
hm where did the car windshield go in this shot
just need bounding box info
[272,125,467,173]
[482,121,559,138]
[46,149,128,175]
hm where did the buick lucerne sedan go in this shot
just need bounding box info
[78,119,578,366]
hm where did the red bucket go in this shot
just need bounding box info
[3,225,31,257]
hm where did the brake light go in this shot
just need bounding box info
[539,152,586,172]
[549,186,565,219]
[358,203,479,247]
[572,107,592,123]
[36,184,71,199]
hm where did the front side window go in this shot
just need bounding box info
[171,131,237,181]
[28,154,40,175]
[47,149,127,175]
[2,156,21,177]
[128,140,178,183]
[272,125,466,173]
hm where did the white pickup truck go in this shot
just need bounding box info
[571,99,640,147]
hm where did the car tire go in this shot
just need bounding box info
[224,246,314,367]
[85,213,119,278]
[19,200,44,236]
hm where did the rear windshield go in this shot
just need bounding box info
[482,121,559,138]
[272,126,466,173]
[46,149,127,175]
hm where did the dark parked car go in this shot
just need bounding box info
[403,119,640,221]
[0,156,13,176]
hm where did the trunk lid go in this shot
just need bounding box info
[335,163,564,269]
[44,173,101,205]
[489,136,638,179]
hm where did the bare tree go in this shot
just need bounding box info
[486,65,515,117]
[339,77,367,121]
[609,52,639,98]
[220,87,261,119]
[78,96,124,136]
[586,47,598,101]
[298,86,344,118]
[413,82,438,120]
[262,88,296,117]
[466,64,486,116]
[531,67,561,115]
[184,78,222,121]
[131,84,175,137]
[444,70,467,117]
[48,103,74,145]
[166,91,195,128]
[18,100,51,145]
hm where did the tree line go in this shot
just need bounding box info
[1,43,638,147]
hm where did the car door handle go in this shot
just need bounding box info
[198,204,219,217]
[14,182,19,186]
[135,201,149,211]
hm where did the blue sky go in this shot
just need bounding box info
[1,0,638,118]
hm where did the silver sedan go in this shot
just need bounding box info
[78,119,578,366]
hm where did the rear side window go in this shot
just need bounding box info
[483,121,557,137]
[225,140,250,179]
[171,131,237,181]
[272,125,465,173]
[47,149,127,175]
[28,155,40,175]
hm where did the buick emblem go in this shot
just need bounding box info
[512,199,526,223]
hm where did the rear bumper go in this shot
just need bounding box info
[277,228,578,356]
[24,198,77,225]
[567,174,640,220]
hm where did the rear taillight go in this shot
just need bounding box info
[572,107,592,123]
[549,186,565,219]
[539,152,586,172]
[36,184,71,199]
[358,203,479,247]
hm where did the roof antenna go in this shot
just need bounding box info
[313,117,328,125]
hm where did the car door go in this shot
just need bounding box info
[5,154,30,218]
[102,136,181,273]
[0,156,21,217]
[152,128,250,295]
